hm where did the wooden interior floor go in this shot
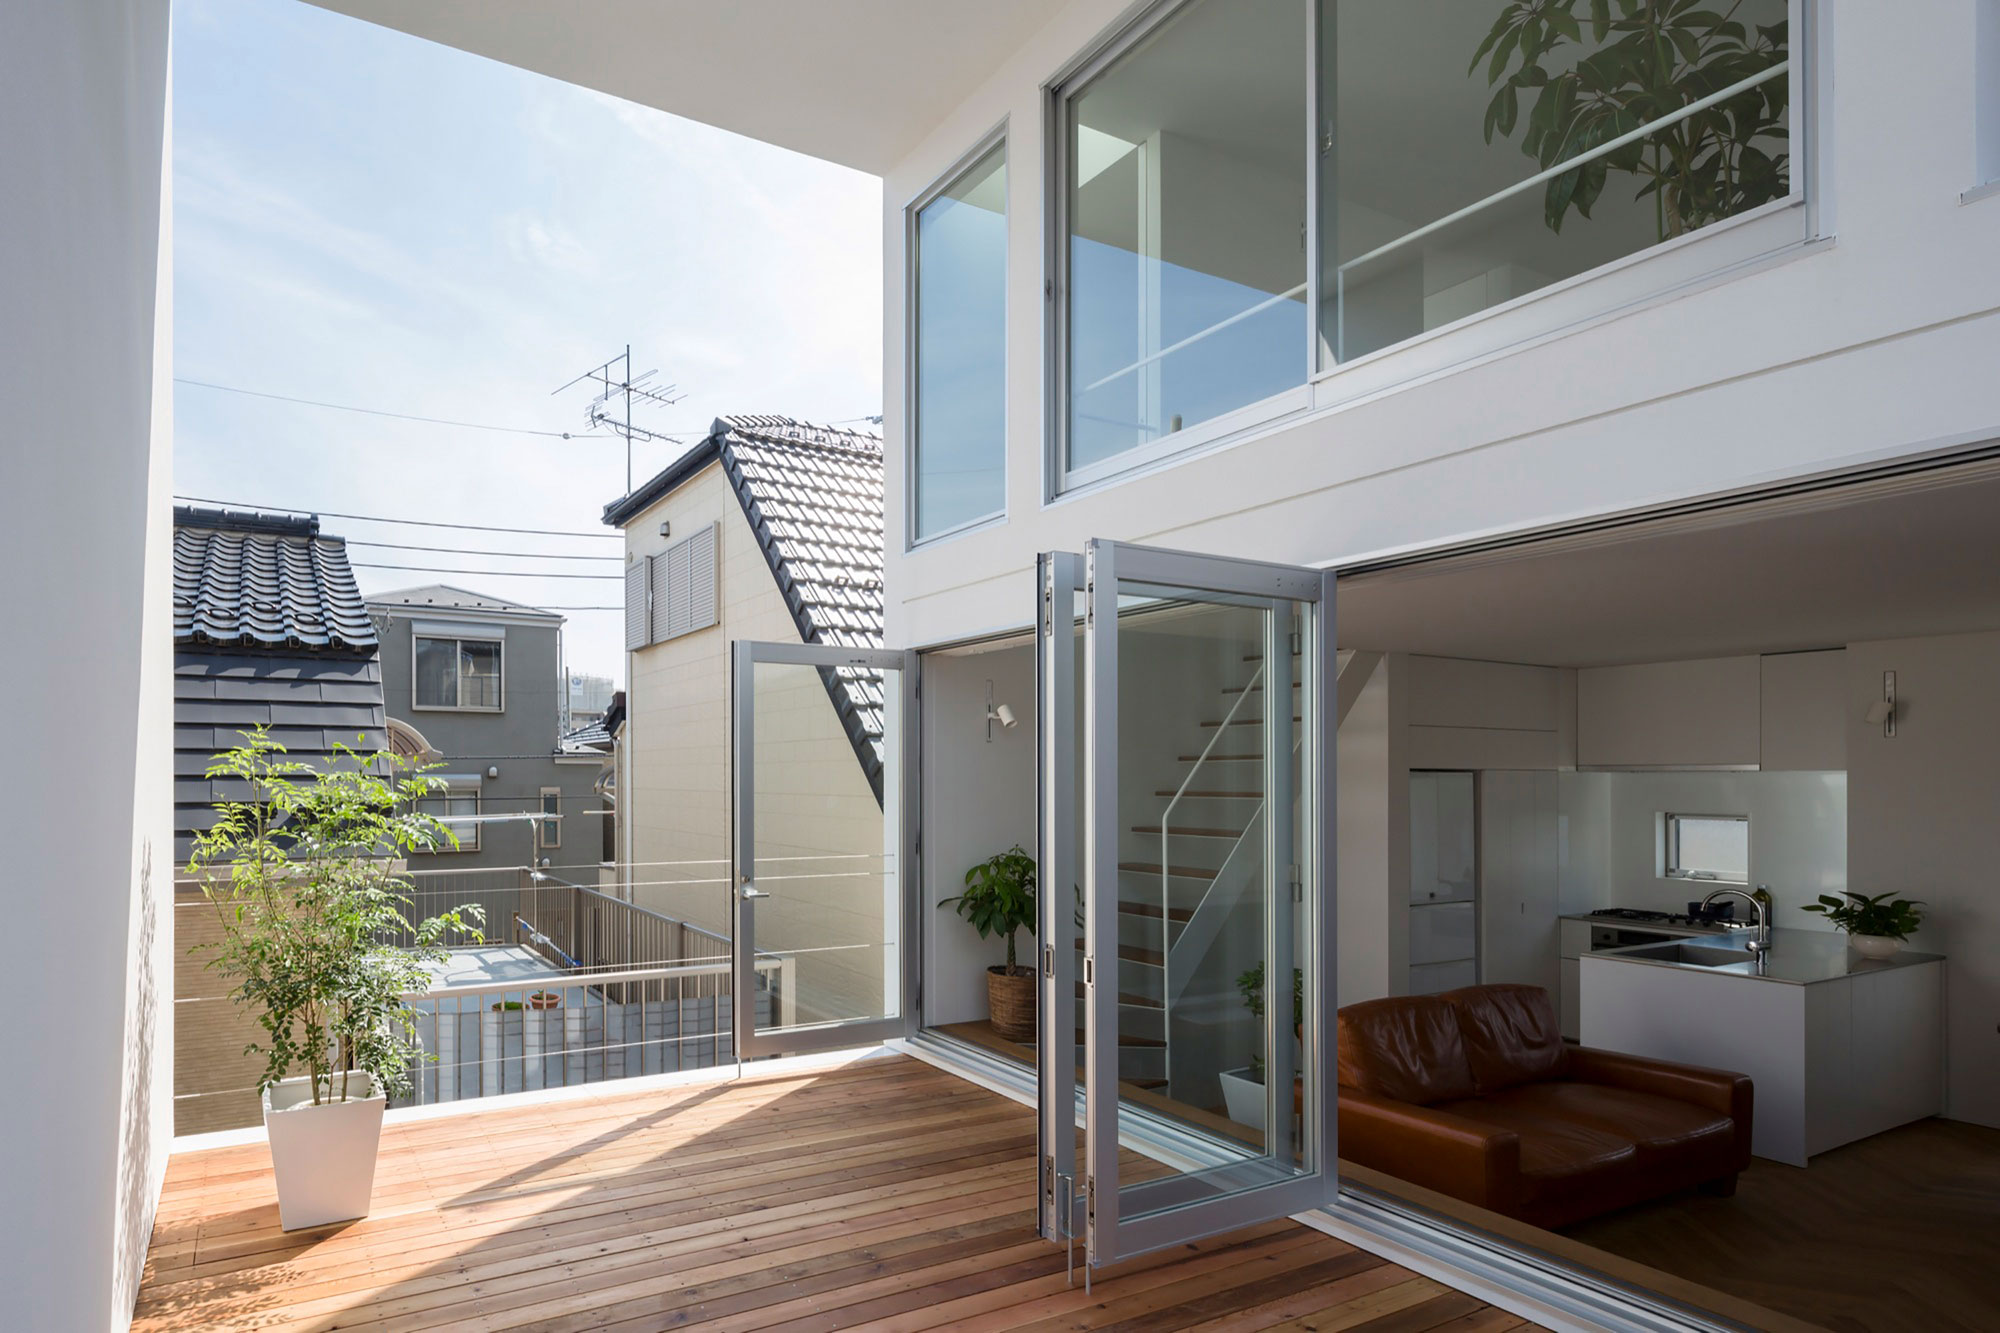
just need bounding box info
[136,1054,1540,1332]
[1565,1116,2000,1333]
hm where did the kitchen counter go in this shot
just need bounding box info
[1580,931,1945,1165]
[1596,926,1944,984]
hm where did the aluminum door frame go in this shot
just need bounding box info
[730,639,920,1061]
[1037,551,1086,1245]
[1076,539,1338,1267]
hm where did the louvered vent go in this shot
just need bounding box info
[624,557,651,651]
[649,522,720,644]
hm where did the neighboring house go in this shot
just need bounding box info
[170,504,386,1135]
[603,415,885,1018]
[559,688,623,870]
[365,585,604,875]
[566,671,615,726]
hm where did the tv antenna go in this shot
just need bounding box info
[553,345,687,495]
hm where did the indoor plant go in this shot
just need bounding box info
[189,727,482,1230]
[1472,0,1789,241]
[942,845,1038,1042]
[1219,962,1304,1128]
[1802,890,1925,959]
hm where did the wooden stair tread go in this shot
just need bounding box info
[1077,1029,1165,1049]
[1115,899,1195,923]
[1075,940,1166,967]
[1176,752,1262,762]
[1129,824,1245,839]
[1117,861,1218,882]
[1153,789,1262,797]
[1199,716,1301,727]
[1075,983,1163,1009]
[1221,681,1301,694]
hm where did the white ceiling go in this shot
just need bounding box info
[1338,459,2000,668]
[308,0,1068,174]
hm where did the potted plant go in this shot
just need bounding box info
[941,845,1037,1042]
[1219,962,1303,1128]
[189,728,482,1231]
[1803,890,1925,959]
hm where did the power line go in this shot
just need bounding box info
[353,562,620,580]
[174,495,621,540]
[349,539,622,562]
[176,376,614,440]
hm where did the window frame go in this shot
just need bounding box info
[417,777,482,854]
[539,786,561,850]
[412,632,506,713]
[1043,0,1811,501]
[1662,811,1751,883]
[905,118,1012,551]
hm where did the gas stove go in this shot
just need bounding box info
[1587,906,1738,930]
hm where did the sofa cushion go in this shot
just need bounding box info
[1445,984,1569,1095]
[1434,1095,1637,1184]
[1486,1082,1738,1171]
[1337,995,1478,1106]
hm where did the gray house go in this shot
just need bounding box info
[366,585,603,875]
[171,506,386,864]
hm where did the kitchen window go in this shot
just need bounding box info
[414,635,503,711]
[1049,0,1796,492]
[909,130,1007,544]
[1664,812,1749,882]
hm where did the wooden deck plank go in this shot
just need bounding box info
[133,1055,1534,1333]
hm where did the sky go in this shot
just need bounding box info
[172,0,884,686]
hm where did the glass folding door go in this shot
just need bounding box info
[1040,540,1336,1267]
[730,640,916,1059]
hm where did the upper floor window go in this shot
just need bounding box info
[911,134,1008,543]
[1052,0,1793,489]
[414,634,503,710]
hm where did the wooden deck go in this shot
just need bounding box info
[136,1054,1537,1332]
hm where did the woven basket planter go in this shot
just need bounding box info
[987,964,1037,1043]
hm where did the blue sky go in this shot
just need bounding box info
[173,0,883,683]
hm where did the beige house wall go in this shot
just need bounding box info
[621,461,890,1025]
[172,883,269,1134]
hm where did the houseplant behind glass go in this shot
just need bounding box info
[189,727,482,1230]
[1802,890,1925,959]
[941,845,1038,1042]
[1219,962,1304,1129]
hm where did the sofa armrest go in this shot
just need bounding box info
[1337,1086,1523,1214]
[1569,1046,1754,1167]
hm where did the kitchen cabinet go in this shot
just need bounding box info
[1760,650,1847,771]
[1577,656,1760,768]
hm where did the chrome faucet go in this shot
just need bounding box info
[1702,886,1772,956]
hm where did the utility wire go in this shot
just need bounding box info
[353,562,620,580]
[174,495,620,540]
[347,539,621,562]
[176,376,613,440]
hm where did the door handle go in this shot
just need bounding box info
[740,884,770,901]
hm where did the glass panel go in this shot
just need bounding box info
[1102,582,1312,1222]
[913,139,1007,540]
[1672,814,1749,880]
[459,640,502,709]
[749,659,900,1032]
[413,636,456,707]
[1066,0,1308,474]
[1317,0,1789,364]
[540,791,561,848]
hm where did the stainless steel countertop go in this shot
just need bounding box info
[1583,927,1945,985]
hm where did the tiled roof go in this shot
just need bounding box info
[559,717,614,753]
[367,584,564,621]
[173,506,378,652]
[606,415,887,797]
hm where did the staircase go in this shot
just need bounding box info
[1075,647,1377,1100]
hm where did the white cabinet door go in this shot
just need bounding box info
[1577,656,1760,768]
[1409,771,1475,903]
[1410,901,1475,967]
[1760,650,1847,771]
[1411,960,1478,995]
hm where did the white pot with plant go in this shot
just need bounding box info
[190,727,481,1231]
[1802,890,1925,960]
[940,845,1038,1043]
[1220,962,1302,1130]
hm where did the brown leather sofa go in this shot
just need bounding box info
[1338,984,1752,1229]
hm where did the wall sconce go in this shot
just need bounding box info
[1865,671,1896,737]
[985,680,1017,742]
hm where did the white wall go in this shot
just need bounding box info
[0,5,174,1327]
[881,0,2000,652]
[1558,770,1848,928]
[920,644,1037,1026]
[1845,630,2000,1127]
[1336,655,1405,1005]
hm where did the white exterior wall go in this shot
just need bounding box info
[0,5,174,1328]
[881,0,2000,649]
[620,467,886,1022]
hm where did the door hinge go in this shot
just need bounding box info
[1290,627,1302,656]
[1290,863,1303,902]
[1042,942,1056,978]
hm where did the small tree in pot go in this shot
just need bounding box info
[189,728,483,1230]
[942,845,1038,1042]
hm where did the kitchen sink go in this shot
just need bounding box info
[1617,941,1761,968]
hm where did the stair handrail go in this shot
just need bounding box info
[1158,660,1266,1090]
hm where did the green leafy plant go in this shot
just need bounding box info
[1236,962,1305,1076]
[1802,890,1925,940]
[1473,0,1789,239]
[941,845,1038,973]
[188,727,485,1106]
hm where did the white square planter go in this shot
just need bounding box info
[1219,1067,1266,1130]
[263,1072,387,1231]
